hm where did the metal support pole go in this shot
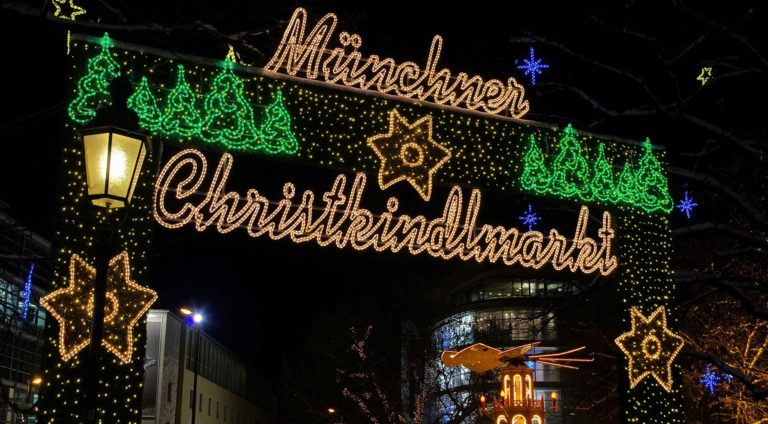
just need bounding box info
[85,226,111,423]
[191,323,201,424]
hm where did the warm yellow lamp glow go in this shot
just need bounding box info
[31,376,43,386]
[81,126,147,208]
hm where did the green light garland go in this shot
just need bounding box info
[590,143,616,202]
[549,123,592,198]
[160,64,202,138]
[520,134,550,193]
[259,90,299,154]
[617,162,639,204]
[127,76,162,130]
[67,33,120,124]
[199,59,261,150]
[635,138,674,213]
[519,124,673,213]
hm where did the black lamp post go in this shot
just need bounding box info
[78,76,149,423]
[181,308,203,424]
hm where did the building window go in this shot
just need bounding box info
[208,396,212,415]
[199,393,203,412]
[217,400,220,418]
[224,404,227,422]
[189,389,194,409]
[167,382,173,403]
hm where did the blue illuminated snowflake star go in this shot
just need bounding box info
[700,365,721,395]
[519,204,541,231]
[517,47,549,85]
[676,191,698,219]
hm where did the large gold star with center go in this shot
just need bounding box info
[40,252,157,363]
[367,110,451,201]
[615,306,684,392]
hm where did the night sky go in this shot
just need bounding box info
[1,0,764,414]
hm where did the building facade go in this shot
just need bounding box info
[141,310,272,424]
[430,272,581,424]
[0,209,49,424]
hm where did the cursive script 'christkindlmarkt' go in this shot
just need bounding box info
[153,149,618,276]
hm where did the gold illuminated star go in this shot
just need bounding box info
[40,252,157,363]
[697,67,713,86]
[40,254,95,361]
[615,306,685,392]
[367,110,451,201]
[101,252,158,363]
[51,0,86,21]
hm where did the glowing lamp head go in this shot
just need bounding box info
[179,307,193,316]
[193,313,203,324]
[80,126,148,209]
[551,392,557,399]
[31,376,43,386]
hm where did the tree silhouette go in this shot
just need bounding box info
[160,64,202,138]
[590,143,616,202]
[67,33,120,124]
[259,90,299,154]
[200,59,260,150]
[635,138,674,213]
[549,124,590,199]
[127,76,161,130]
[519,134,550,193]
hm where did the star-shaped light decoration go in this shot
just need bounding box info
[676,191,698,219]
[367,109,451,201]
[518,203,541,231]
[40,252,157,363]
[697,67,713,86]
[102,251,158,362]
[700,365,721,395]
[40,254,95,361]
[51,0,86,20]
[517,47,549,86]
[615,306,685,392]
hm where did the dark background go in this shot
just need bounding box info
[1,0,765,419]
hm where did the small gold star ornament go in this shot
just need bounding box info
[367,110,451,201]
[615,306,685,392]
[697,67,713,86]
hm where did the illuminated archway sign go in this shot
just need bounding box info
[153,149,618,276]
[265,8,530,119]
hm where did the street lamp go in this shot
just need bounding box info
[180,307,204,424]
[81,125,148,209]
[78,76,149,424]
[80,76,149,210]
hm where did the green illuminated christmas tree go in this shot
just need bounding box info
[635,138,674,212]
[67,33,121,124]
[616,161,639,203]
[549,124,591,199]
[127,76,162,130]
[520,134,550,192]
[259,90,299,154]
[161,64,202,138]
[200,59,261,149]
[590,143,616,201]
